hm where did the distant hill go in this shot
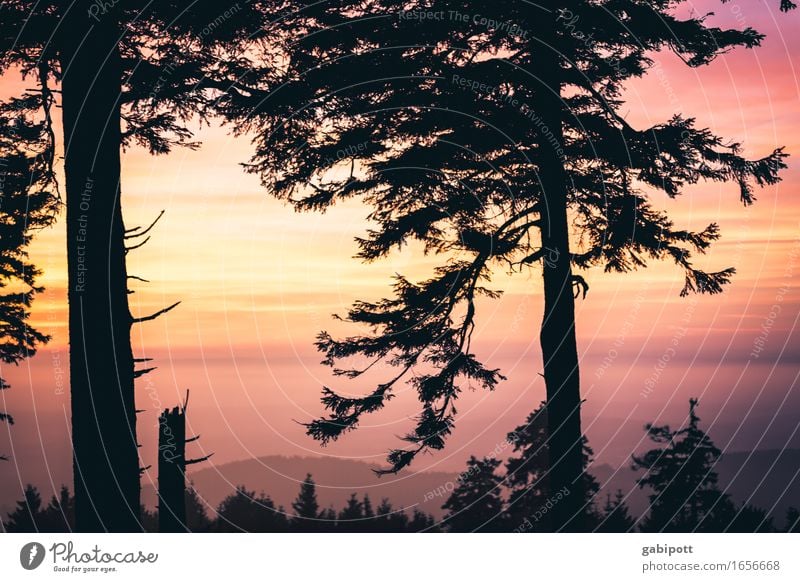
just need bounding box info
[4,449,799,527]
[141,449,800,526]
[142,455,461,518]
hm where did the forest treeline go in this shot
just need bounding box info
[4,400,799,533]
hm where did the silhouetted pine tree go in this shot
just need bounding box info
[505,405,600,531]
[337,493,365,532]
[236,0,789,532]
[363,494,375,518]
[361,494,378,532]
[375,498,410,532]
[442,457,506,532]
[633,399,736,532]
[408,509,438,533]
[37,486,75,532]
[595,491,635,533]
[319,506,338,532]
[0,96,58,461]
[185,486,213,533]
[291,474,321,531]
[215,486,288,533]
[0,0,276,531]
[5,484,42,532]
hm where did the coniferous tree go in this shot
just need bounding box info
[232,0,790,531]
[633,398,735,532]
[595,491,635,533]
[504,405,600,530]
[319,506,338,532]
[0,96,58,461]
[361,494,377,532]
[0,0,278,530]
[407,509,438,533]
[37,486,75,532]
[215,486,288,533]
[442,456,506,532]
[5,484,42,532]
[185,486,213,533]
[375,498,410,532]
[337,493,365,532]
[291,474,321,531]
[363,494,375,518]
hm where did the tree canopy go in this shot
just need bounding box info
[227,0,788,475]
[633,398,736,532]
[0,85,59,460]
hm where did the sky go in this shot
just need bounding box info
[1,2,799,505]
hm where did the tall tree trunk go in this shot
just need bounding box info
[158,406,187,533]
[532,3,585,532]
[59,3,140,532]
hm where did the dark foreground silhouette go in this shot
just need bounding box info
[4,400,799,533]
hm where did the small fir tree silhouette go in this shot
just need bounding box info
[504,405,600,531]
[37,486,75,532]
[633,398,736,532]
[375,498,410,532]
[595,491,635,533]
[442,457,507,532]
[337,493,365,532]
[291,474,321,531]
[185,486,213,533]
[319,506,338,532]
[407,509,438,533]
[215,486,288,533]
[5,484,42,532]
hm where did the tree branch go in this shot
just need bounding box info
[186,453,214,466]
[132,301,181,324]
[125,236,151,253]
[125,210,165,239]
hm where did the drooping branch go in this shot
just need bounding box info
[571,275,589,300]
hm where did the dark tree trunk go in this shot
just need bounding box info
[59,3,140,532]
[532,3,585,532]
[158,406,187,533]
